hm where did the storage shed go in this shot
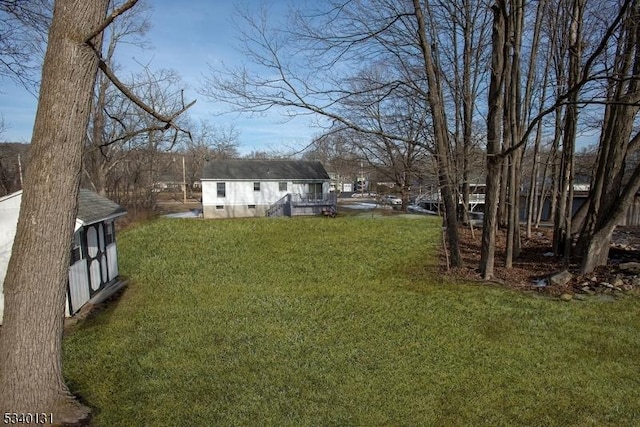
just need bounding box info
[0,189,127,323]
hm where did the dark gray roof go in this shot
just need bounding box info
[77,189,127,225]
[202,159,330,181]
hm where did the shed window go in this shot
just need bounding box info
[105,221,115,246]
[254,182,260,191]
[279,182,288,192]
[217,182,226,198]
[70,232,82,264]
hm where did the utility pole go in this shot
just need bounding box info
[182,155,187,204]
[17,153,23,188]
[360,161,364,197]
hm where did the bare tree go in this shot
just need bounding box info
[183,120,240,192]
[97,66,193,209]
[83,0,151,196]
[553,0,586,260]
[303,130,363,188]
[0,141,28,196]
[576,1,640,272]
[0,0,50,91]
[481,0,635,278]
[437,0,491,222]
[481,0,507,279]
[324,64,432,207]
[202,0,466,265]
[0,1,111,421]
[0,0,193,420]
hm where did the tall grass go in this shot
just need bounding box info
[63,216,640,426]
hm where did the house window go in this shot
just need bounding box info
[254,182,260,192]
[216,205,224,210]
[70,232,82,265]
[279,182,288,192]
[105,221,115,246]
[309,182,323,200]
[217,182,225,198]
[248,205,256,209]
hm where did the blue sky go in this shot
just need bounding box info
[0,0,317,155]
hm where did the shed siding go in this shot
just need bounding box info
[107,242,119,280]
[0,192,20,323]
[0,190,126,323]
[68,260,89,315]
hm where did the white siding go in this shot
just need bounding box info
[98,223,107,283]
[202,180,290,207]
[68,260,89,314]
[0,193,85,322]
[202,180,293,218]
[107,243,119,280]
[86,226,102,292]
[0,192,21,324]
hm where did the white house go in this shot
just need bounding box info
[201,159,335,219]
[0,189,127,323]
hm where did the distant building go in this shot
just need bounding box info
[201,159,335,219]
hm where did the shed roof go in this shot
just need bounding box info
[76,189,127,225]
[0,189,126,227]
[202,159,330,181]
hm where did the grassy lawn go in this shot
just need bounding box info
[63,215,640,426]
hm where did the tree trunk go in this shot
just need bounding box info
[553,0,584,261]
[0,0,109,422]
[577,2,640,272]
[526,119,543,237]
[581,163,640,272]
[413,0,461,266]
[480,0,506,279]
[504,0,524,268]
[524,0,548,238]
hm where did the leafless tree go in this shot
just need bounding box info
[202,0,469,265]
[0,0,193,421]
[0,141,28,196]
[0,0,50,91]
[436,0,491,222]
[576,1,640,272]
[0,1,111,421]
[182,120,240,192]
[480,0,507,279]
[321,64,432,206]
[480,0,635,278]
[83,0,151,196]
[303,131,363,187]
[105,67,192,210]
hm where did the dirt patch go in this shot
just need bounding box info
[443,224,640,298]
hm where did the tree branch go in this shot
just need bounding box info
[84,0,139,43]
[500,0,634,159]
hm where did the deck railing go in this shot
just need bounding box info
[266,193,337,217]
[289,192,337,205]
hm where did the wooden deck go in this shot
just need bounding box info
[267,193,337,217]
